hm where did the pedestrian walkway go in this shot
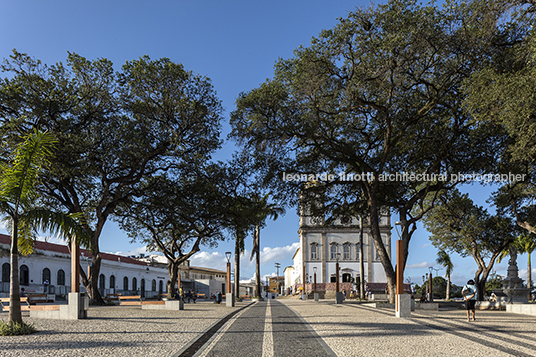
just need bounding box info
[282,299,536,357]
[186,300,334,357]
[3,299,536,356]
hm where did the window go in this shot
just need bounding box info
[152,279,156,292]
[2,263,10,283]
[110,275,116,290]
[330,244,338,260]
[132,277,137,291]
[57,269,65,286]
[159,280,163,294]
[355,243,361,262]
[123,277,129,291]
[42,268,51,284]
[99,274,105,292]
[343,244,350,260]
[140,279,145,298]
[20,265,29,286]
[311,244,317,260]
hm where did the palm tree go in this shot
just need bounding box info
[0,130,85,325]
[436,250,454,300]
[250,194,284,298]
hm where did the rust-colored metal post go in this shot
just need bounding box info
[71,239,80,293]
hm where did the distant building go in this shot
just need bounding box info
[268,276,284,294]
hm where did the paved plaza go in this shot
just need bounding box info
[1,299,536,356]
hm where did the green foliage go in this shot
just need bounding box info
[0,320,37,336]
[486,272,504,294]
[230,0,515,302]
[0,50,223,303]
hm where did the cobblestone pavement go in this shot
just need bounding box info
[0,301,249,357]
[3,299,536,356]
[194,299,333,357]
[280,299,536,357]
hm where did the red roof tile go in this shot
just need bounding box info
[0,233,148,267]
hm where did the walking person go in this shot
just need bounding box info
[462,279,477,322]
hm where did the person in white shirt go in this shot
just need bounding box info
[462,279,477,322]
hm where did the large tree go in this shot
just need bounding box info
[0,130,86,325]
[423,190,518,300]
[230,0,511,301]
[0,52,222,303]
[116,169,227,298]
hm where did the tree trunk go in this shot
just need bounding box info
[369,204,396,303]
[85,252,104,304]
[9,217,22,325]
[446,274,451,301]
[359,216,365,299]
[167,263,179,298]
[255,227,261,298]
[527,252,532,290]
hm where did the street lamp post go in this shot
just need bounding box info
[226,252,235,307]
[313,266,319,301]
[428,267,433,302]
[335,250,343,304]
[275,262,281,295]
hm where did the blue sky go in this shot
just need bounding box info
[1,0,529,287]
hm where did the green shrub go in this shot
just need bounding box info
[0,320,37,336]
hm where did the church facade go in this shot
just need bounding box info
[286,209,391,292]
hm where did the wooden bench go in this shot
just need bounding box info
[118,295,142,306]
[0,297,31,312]
[195,293,206,299]
[240,295,251,300]
[104,293,122,303]
[141,300,165,305]
[158,293,170,300]
[28,294,55,304]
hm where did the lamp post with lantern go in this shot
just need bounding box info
[313,267,319,301]
[226,252,235,307]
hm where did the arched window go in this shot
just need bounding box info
[152,279,156,292]
[159,280,163,294]
[42,268,51,284]
[310,244,317,260]
[132,277,137,291]
[2,263,10,283]
[57,269,65,286]
[343,244,350,260]
[330,244,338,260]
[99,274,105,293]
[355,243,361,262]
[123,276,129,291]
[20,265,29,286]
[140,279,145,298]
[110,275,116,290]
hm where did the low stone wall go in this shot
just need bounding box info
[477,301,506,310]
[506,303,536,316]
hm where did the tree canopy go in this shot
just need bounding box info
[0,51,223,303]
[230,0,516,301]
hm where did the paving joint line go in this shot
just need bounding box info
[172,302,255,357]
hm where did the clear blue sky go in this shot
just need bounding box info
[1,0,527,287]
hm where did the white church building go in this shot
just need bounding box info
[285,208,391,293]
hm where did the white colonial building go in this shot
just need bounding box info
[285,208,391,293]
[0,234,227,299]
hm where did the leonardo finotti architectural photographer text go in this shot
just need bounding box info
[281,172,526,183]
